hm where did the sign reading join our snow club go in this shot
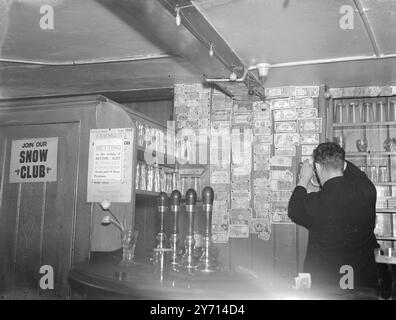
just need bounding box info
[9,137,58,183]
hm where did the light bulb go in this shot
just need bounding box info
[175,8,181,26]
[209,43,214,57]
[229,71,237,81]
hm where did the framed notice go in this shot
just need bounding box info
[9,137,58,183]
[87,128,134,203]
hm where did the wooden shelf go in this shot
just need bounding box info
[346,151,396,156]
[136,190,162,197]
[376,208,396,213]
[374,182,396,186]
[333,121,396,128]
[376,236,396,241]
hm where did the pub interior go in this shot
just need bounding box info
[0,0,396,300]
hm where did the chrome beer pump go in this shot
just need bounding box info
[153,192,171,282]
[180,188,198,270]
[169,190,182,268]
[156,192,168,249]
[197,186,219,272]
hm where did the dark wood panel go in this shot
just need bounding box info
[13,182,43,299]
[273,224,298,285]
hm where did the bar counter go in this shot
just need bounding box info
[68,258,380,300]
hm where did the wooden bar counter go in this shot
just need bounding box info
[68,256,380,300]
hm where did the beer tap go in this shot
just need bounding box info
[197,186,219,272]
[156,192,168,249]
[180,188,197,270]
[153,192,171,282]
[169,190,181,267]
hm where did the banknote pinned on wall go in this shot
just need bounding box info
[229,224,250,238]
[250,218,271,234]
[273,108,298,121]
[270,169,294,182]
[271,191,293,202]
[233,100,253,113]
[265,87,291,99]
[301,144,317,156]
[253,142,272,155]
[270,179,294,192]
[253,177,271,187]
[232,113,252,126]
[290,98,315,109]
[298,118,322,133]
[210,169,230,184]
[271,212,293,224]
[271,99,291,110]
[300,133,320,145]
[297,108,318,119]
[254,200,271,212]
[230,209,252,225]
[211,110,232,122]
[212,231,230,243]
[274,121,297,133]
[269,156,293,167]
[231,198,251,210]
[274,133,300,147]
[214,191,230,202]
[274,146,296,157]
[212,220,229,233]
[290,86,320,98]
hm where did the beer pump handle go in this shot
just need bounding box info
[170,190,181,234]
[157,192,168,234]
[185,189,197,235]
[202,187,214,236]
[185,188,197,206]
[202,186,214,206]
[170,190,182,207]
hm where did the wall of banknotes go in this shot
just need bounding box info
[174,84,323,244]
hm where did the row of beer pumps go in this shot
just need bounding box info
[153,186,219,276]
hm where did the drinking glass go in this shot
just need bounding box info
[119,230,139,267]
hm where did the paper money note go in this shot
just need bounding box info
[270,180,294,191]
[230,209,252,225]
[250,218,271,234]
[298,118,322,133]
[265,87,290,99]
[291,86,320,98]
[301,145,316,156]
[297,108,318,118]
[274,121,297,133]
[290,98,315,108]
[274,133,300,147]
[274,146,296,157]
[270,170,294,182]
[300,133,320,144]
[212,231,229,243]
[273,108,298,121]
[270,156,293,167]
[229,224,250,238]
[271,191,293,202]
[253,101,271,112]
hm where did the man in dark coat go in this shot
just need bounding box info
[288,142,378,289]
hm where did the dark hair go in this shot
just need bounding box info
[313,142,345,171]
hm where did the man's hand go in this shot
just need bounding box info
[298,160,314,188]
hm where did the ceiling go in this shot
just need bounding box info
[1,0,396,99]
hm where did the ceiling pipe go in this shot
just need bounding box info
[353,0,380,58]
[270,54,396,69]
[0,53,172,66]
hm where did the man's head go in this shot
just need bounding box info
[313,142,345,184]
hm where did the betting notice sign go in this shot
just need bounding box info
[9,137,58,183]
[87,128,134,203]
